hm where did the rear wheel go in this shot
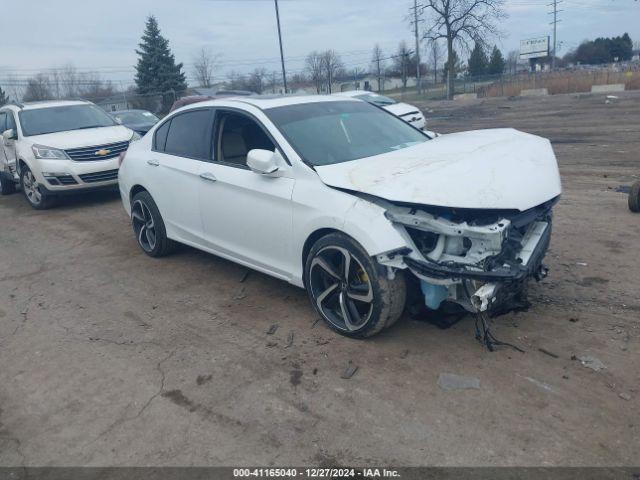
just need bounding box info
[305,232,406,338]
[20,167,55,209]
[629,181,640,213]
[131,191,176,257]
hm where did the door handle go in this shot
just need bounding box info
[199,172,217,182]
[147,159,160,166]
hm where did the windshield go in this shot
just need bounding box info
[355,93,396,106]
[19,104,117,136]
[266,101,428,166]
[114,111,159,124]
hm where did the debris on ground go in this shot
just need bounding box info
[521,375,555,392]
[538,347,560,359]
[619,392,632,401]
[574,355,606,371]
[266,341,278,348]
[311,318,321,328]
[341,361,358,379]
[285,331,294,348]
[233,286,247,300]
[400,349,410,359]
[239,270,251,283]
[569,317,580,323]
[437,373,480,391]
[576,262,588,267]
[266,324,279,335]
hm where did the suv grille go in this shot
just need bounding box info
[65,141,129,162]
[79,169,119,183]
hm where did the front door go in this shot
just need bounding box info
[198,110,295,279]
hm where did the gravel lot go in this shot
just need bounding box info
[1,91,639,467]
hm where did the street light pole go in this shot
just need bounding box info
[274,0,288,93]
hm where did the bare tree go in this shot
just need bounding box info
[306,51,325,94]
[506,50,519,75]
[393,41,413,88]
[371,44,386,92]
[193,47,220,88]
[422,0,506,99]
[321,50,343,94]
[427,40,443,84]
[246,68,268,94]
[23,74,53,102]
[3,74,25,102]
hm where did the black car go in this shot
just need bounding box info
[111,109,159,136]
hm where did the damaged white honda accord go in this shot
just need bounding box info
[118,95,561,339]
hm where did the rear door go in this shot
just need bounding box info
[145,108,213,245]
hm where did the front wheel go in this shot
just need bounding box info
[20,167,55,209]
[305,232,406,338]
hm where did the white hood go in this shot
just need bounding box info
[26,125,133,149]
[315,128,562,212]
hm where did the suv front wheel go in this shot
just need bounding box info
[20,166,55,210]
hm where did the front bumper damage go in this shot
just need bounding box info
[378,198,557,315]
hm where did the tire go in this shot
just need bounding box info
[629,181,640,213]
[131,191,176,257]
[0,175,16,195]
[20,166,56,209]
[304,232,406,338]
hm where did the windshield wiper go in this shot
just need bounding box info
[75,125,108,130]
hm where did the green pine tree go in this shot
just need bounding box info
[467,42,488,77]
[488,46,506,75]
[0,86,8,106]
[135,16,187,112]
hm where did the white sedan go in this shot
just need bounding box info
[336,90,426,130]
[118,95,561,338]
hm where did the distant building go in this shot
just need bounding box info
[98,93,133,112]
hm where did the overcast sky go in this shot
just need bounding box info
[0,0,638,88]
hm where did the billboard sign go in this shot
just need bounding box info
[520,37,550,60]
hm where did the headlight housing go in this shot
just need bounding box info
[130,131,142,142]
[31,144,69,160]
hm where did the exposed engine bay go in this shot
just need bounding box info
[378,197,557,319]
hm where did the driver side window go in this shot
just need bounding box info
[214,111,275,167]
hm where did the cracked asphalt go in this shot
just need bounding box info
[1,91,639,466]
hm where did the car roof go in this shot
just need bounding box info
[183,94,359,112]
[20,100,92,110]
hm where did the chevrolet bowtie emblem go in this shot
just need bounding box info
[95,149,111,156]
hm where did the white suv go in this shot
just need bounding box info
[0,100,138,209]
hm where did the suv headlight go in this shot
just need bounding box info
[130,131,142,142]
[31,144,69,160]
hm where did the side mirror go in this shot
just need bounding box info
[2,129,16,142]
[247,149,279,175]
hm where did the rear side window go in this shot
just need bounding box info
[154,120,171,151]
[163,109,213,159]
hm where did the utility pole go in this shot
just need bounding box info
[409,0,424,94]
[274,0,287,93]
[548,0,563,70]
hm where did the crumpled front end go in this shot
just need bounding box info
[377,197,557,314]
